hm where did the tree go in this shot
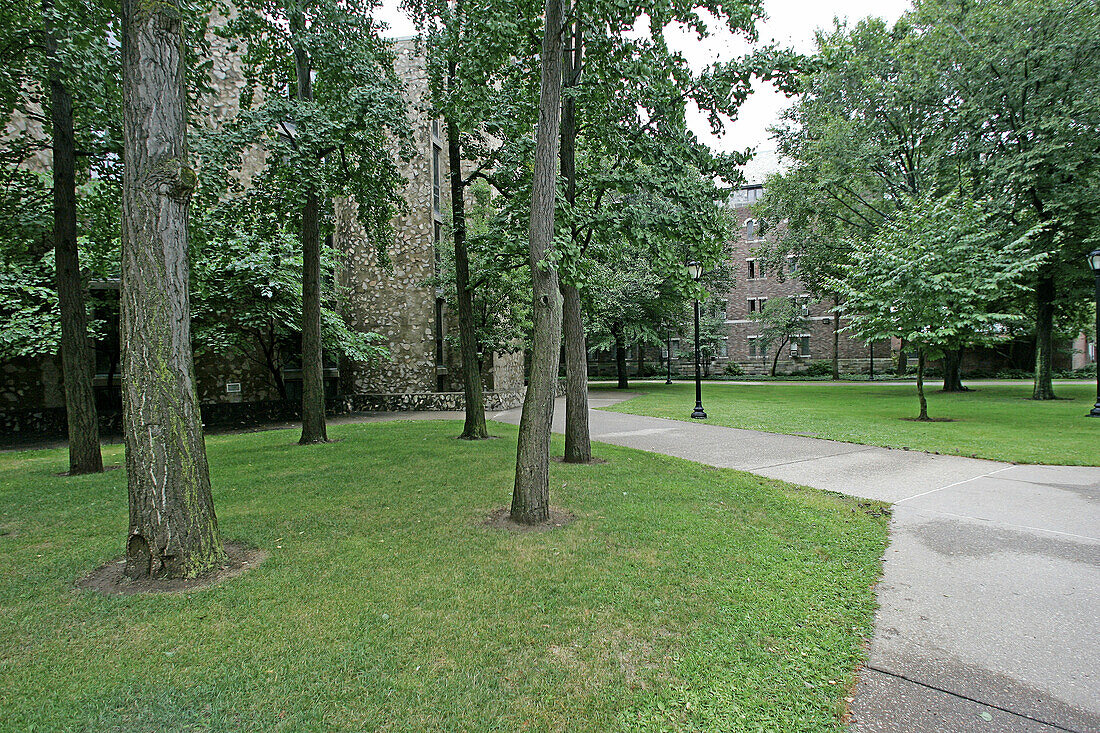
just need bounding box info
[552,0,772,460]
[207,0,407,444]
[913,0,1100,399]
[757,16,947,385]
[1,0,120,474]
[120,0,224,578]
[834,192,1043,420]
[751,296,809,377]
[510,0,564,525]
[190,224,386,400]
[408,0,540,440]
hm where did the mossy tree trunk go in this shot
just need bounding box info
[559,18,590,463]
[1032,274,1057,400]
[44,0,102,476]
[896,337,907,377]
[511,0,564,525]
[447,108,488,440]
[120,0,223,579]
[292,14,327,444]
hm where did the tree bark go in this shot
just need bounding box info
[831,300,841,380]
[558,16,590,463]
[613,323,628,389]
[561,282,591,462]
[511,0,564,525]
[916,349,929,420]
[1032,274,1057,400]
[44,0,102,475]
[292,16,327,444]
[771,337,787,377]
[121,0,223,579]
[896,337,907,377]
[447,111,488,439]
[942,347,967,392]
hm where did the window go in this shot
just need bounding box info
[747,259,755,280]
[792,335,810,357]
[796,295,810,316]
[432,143,442,214]
[433,220,443,268]
[745,219,756,240]
[787,255,799,275]
[719,338,729,358]
[714,299,728,318]
[748,297,767,314]
[748,337,760,359]
[435,298,445,365]
[431,119,440,139]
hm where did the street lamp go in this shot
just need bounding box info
[687,261,707,419]
[1088,249,1100,417]
[665,325,673,385]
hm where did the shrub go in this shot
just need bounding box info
[804,361,833,377]
[723,361,745,376]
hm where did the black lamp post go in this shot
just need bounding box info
[1088,249,1100,417]
[687,261,707,419]
[665,325,673,385]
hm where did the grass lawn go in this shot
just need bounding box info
[598,381,1100,465]
[0,420,887,732]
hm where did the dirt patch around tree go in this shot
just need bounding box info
[900,417,956,422]
[76,541,267,596]
[550,456,609,465]
[482,506,575,533]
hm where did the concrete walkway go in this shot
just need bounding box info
[490,393,1100,733]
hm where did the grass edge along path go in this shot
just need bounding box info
[597,381,1100,466]
[0,420,888,732]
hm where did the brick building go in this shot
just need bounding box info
[719,184,890,375]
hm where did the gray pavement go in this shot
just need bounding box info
[490,393,1100,733]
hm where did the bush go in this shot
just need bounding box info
[995,368,1032,379]
[1055,363,1096,379]
[723,361,745,376]
[804,361,833,377]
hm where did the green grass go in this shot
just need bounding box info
[598,381,1100,465]
[0,420,887,732]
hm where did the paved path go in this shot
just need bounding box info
[490,393,1100,733]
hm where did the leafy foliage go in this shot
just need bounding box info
[750,296,809,376]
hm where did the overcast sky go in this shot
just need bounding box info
[376,0,911,183]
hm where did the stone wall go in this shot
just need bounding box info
[337,39,445,396]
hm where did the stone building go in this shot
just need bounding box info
[0,35,525,439]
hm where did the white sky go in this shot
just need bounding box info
[376,0,911,182]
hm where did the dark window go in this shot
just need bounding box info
[747,260,756,279]
[435,298,445,365]
[432,144,442,214]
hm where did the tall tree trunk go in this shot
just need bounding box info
[447,112,488,439]
[831,300,841,381]
[292,17,327,444]
[613,323,628,389]
[896,337,907,377]
[558,15,590,463]
[121,0,223,579]
[637,344,646,378]
[942,347,967,392]
[916,349,929,420]
[1032,274,1057,400]
[44,0,102,475]
[561,283,590,462]
[511,0,564,525]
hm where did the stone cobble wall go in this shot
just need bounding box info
[337,39,444,396]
